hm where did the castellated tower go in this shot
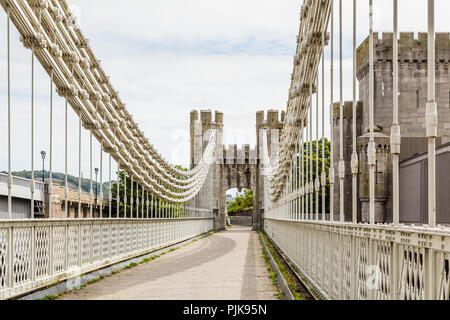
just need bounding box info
[256,110,285,223]
[189,109,281,231]
[189,110,224,230]
[357,32,450,143]
[350,32,450,223]
[190,110,223,168]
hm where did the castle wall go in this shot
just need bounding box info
[332,101,362,220]
[357,32,450,144]
[353,32,450,223]
[189,109,283,231]
[256,110,284,228]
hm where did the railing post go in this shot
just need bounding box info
[350,232,357,299]
[100,221,103,259]
[425,248,436,300]
[367,238,376,300]
[78,223,81,267]
[109,222,112,259]
[116,221,120,256]
[64,223,68,272]
[89,222,93,264]
[338,232,343,299]
[8,226,13,289]
[49,224,54,277]
[391,241,399,300]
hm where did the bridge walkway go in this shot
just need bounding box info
[58,226,278,300]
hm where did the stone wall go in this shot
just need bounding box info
[256,110,285,228]
[229,216,253,226]
[357,32,450,143]
[335,31,450,223]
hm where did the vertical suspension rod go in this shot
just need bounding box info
[427,0,437,228]
[351,0,358,224]
[338,0,345,222]
[392,0,401,225]
[368,0,376,225]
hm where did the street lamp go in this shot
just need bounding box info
[40,151,46,183]
[95,167,99,206]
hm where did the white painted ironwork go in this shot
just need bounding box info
[427,0,437,229]
[264,218,450,300]
[262,0,449,301]
[1,0,449,302]
[0,216,213,300]
[391,0,400,226]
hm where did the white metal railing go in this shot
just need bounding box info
[0,216,213,300]
[264,217,450,300]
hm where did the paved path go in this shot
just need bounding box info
[59,226,278,300]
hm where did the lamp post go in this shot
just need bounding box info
[40,150,46,183]
[95,167,99,207]
[41,150,46,215]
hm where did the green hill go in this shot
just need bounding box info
[1,170,113,196]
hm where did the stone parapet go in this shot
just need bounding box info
[357,32,450,80]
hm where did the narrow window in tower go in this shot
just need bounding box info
[416,90,419,109]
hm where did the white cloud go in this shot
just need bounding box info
[1,0,450,174]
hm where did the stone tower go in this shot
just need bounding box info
[256,110,285,223]
[189,109,283,231]
[337,31,450,222]
[357,32,450,143]
[190,110,225,230]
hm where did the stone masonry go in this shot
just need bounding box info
[331,32,450,223]
[190,109,283,231]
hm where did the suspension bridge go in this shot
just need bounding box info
[0,0,449,301]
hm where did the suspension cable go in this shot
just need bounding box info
[352,0,358,223]
[427,0,437,228]
[392,0,400,225]
[329,0,335,222]
[31,47,35,219]
[316,72,320,220]
[368,0,376,224]
[321,25,326,222]
[78,102,82,218]
[64,100,68,218]
[49,69,53,219]
[339,0,344,223]
[7,7,12,219]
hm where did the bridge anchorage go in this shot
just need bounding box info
[0,0,450,302]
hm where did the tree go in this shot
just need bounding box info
[298,138,331,214]
[110,166,188,218]
[227,189,253,214]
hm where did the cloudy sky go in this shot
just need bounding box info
[1,0,449,182]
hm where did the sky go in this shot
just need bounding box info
[1,0,450,187]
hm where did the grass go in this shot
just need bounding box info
[259,232,306,300]
[259,235,284,300]
[40,231,216,300]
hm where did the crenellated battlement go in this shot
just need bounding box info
[216,144,258,165]
[190,109,223,128]
[332,101,363,121]
[256,109,285,129]
[357,32,450,79]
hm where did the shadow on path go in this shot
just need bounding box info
[100,232,237,297]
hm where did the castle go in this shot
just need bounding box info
[188,32,450,229]
[189,109,285,230]
[333,32,450,224]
